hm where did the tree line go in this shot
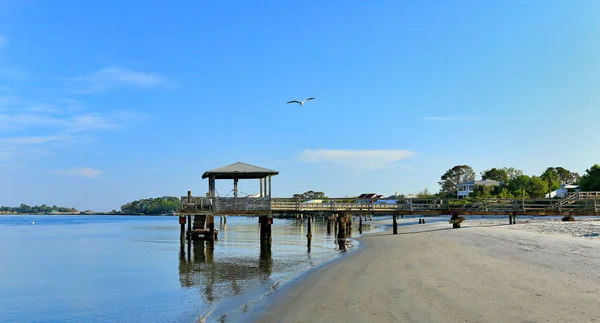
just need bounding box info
[431,164,600,199]
[0,204,78,214]
[120,196,181,215]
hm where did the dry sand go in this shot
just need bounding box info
[253,218,600,323]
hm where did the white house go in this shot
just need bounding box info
[456,179,502,198]
[545,184,579,198]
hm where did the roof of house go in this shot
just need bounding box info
[562,184,579,189]
[459,179,502,186]
[357,193,383,199]
[202,162,279,179]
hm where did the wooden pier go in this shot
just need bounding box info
[180,162,600,249]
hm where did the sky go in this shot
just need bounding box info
[1,0,600,211]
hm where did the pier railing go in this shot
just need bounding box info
[181,196,272,213]
[270,197,600,214]
[182,196,600,215]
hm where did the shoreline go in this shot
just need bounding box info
[248,217,600,323]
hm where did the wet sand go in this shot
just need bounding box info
[253,219,600,323]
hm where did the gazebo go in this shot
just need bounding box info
[202,162,279,199]
[180,162,279,244]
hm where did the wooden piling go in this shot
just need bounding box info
[327,215,332,234]
[179,216,185,239]
[359,213,363,234]
[393,214,398,234]
[346,214,352,236]
[207,215,215,240]
[187,215,192,239]
[307,216,312,253]
[259,215,273,245]
[337,213,346,239]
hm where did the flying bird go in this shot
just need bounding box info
[286,97,315,106]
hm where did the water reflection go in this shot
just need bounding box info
[179,239,273,304]
[178,216,374,319]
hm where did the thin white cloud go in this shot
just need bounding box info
[298,149,417,169]
[70,67,164,92]
[0,112,117,132]
[0,135,73,158]
[51,167,104,179]
[422,116,492,122]
[1,135,71,145]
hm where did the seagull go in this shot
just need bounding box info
[286,97,315,106]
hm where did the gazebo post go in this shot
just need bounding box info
[263,178,267,197]
[233,178,238,198]
[259,178,263,197]
[268,176,272,198]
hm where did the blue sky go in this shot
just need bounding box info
[1,1,599,211]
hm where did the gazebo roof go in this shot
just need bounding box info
[202,162,279,179]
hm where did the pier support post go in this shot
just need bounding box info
[450,211,461,228]
[327,215,332,234]
[509,213,513,225]
[179,216,186,245]
[259,215,273,248]
[207,215,215,240]
[393,214,398,234]
[359,213,363,234]
[307,216,312,253]
[346,214,352,236]
[337,213,346,240]
[187,215,192,239]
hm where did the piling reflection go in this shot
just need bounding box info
[178,217,374,306]
[179,239,273,304]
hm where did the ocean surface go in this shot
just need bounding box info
[0,215,380,323]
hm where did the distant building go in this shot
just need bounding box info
[545,184,579,198]
[357,193,383,204]
[373,199,397,205]
[456,180,502,199]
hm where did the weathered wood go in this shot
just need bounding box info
[187,215,192,238]
[337,214,346,239]
[307,216,312,253]
[359,213,363,234]
[393,214,397,234]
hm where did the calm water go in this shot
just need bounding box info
[0,215,378,323]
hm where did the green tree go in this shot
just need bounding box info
[120,196,182,215]
[579,164,600,191]
[554,167,579,185]
[439,165,476,197]
[508,175,531,198]
[469,184,494,198]
[504,167,524,181]
[292,190,326,200]
[481,168,509,182]
[526,176,547,198]
[416,188,433,198]
[540,167,561,197]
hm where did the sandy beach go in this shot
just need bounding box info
[253,217,600,323]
